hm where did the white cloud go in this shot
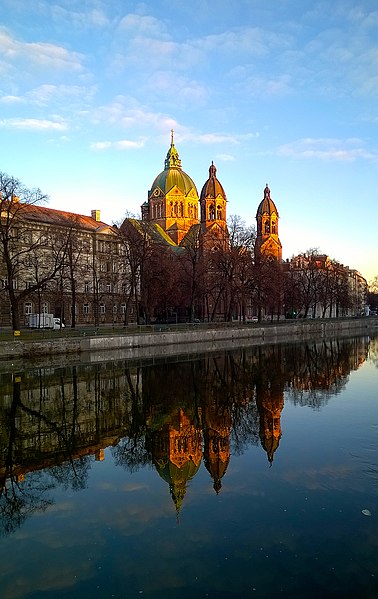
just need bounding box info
[118,13,168,38]
[0,118,68,131]
[90,97,178,133]
[235,72,292,96]
[277,138,376,162]
[184,132,259,145]
[0,27,85,72]
[27,84,96,106]
[91,139,145,151]
[0,94,24,104]
[216,154,236,162]
[147,71,207,105]
[194,27,291,56]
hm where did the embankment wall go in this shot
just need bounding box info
[0,318,376,365]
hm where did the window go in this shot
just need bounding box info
[23,230,32,244]
[113,304,117,313]
[121,303,126,314]
[41,303,48,314]
[83,304,90,315]
[100,303,106,314]
[106,283,112,293]
[25,302,32,315]
[84,281,90,293]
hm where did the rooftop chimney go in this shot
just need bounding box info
[91,209,101,222]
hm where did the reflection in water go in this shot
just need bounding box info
[0,336,371,535]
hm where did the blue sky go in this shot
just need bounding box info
[0,0,377,283]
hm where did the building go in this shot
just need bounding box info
[0,197,129,328]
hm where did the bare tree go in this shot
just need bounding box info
[0,172,70,330]
[208,216,255,321]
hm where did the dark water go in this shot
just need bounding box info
[1,336,378,599]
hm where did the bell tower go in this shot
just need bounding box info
[200,162,227,234]
[255,184,282,261]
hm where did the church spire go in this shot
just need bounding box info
[164,129,182,169]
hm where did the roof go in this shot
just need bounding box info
[14,202,112,233]
[256,184,279,218]
[126,218,185,253]
[200,162,227,201]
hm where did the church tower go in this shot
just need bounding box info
[200,162,227,235]
[142,131,199,244]
[255,184,282,261]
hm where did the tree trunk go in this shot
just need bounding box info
[9,288,21,331]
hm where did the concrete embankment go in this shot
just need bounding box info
[0,318,376,365]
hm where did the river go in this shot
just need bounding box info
[0,335,377,598]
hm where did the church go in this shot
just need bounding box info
[126,130,280,260]
[139,130,229,245]
[119,131,282,323]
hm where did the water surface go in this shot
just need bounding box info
[0,336,377,598]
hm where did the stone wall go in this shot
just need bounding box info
[0,318,376,365]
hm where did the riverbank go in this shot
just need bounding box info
[0,317,376,366]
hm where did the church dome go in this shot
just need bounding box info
[151,168,197,196]
[256,184,279,217]
[200,162,227,200]
[149,133,198,197]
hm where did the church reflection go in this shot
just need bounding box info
[0,336,372,532]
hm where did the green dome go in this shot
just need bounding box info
[151,168,197,196]
[149,133,198,197]
[156,458,201,513]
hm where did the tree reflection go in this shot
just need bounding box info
[0,378,54,537]
[0,335,372,533]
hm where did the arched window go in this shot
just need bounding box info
[217,205,222,219]
[264,220,270,234]
[170,201,173,216]
[209,204,215,220]
[272,221,276,234]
